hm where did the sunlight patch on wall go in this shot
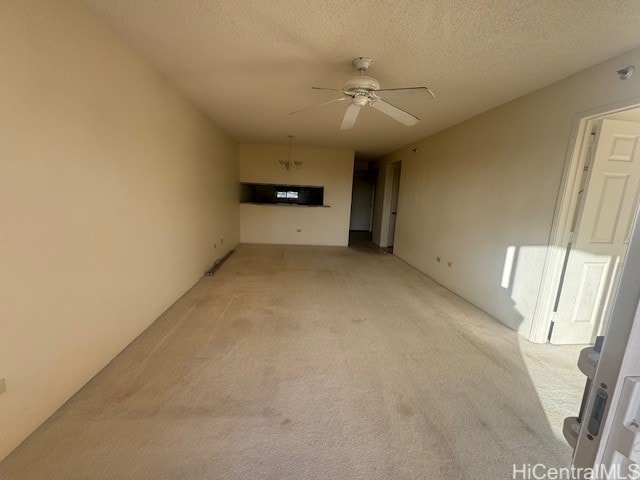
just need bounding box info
[501,245,517,289]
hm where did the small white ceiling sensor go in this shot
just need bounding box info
[289,57,435,130]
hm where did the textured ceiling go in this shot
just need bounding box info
[84,0,640,158]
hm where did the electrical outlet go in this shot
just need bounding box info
[214,243,217,249]
[436,256,441,263]
[447,261,453,268]
[0,378,6,395]
[221,238,223,244]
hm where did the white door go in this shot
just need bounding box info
[387,166,401,246]
[570,197,640,471]
[551,119,640,344]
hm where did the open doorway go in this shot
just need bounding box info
[349,160,376,234]
[541,105,640,345]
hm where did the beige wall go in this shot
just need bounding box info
[240,144,354,246]
[0,1,239,460]
[375,48,640,338]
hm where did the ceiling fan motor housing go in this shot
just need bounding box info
[341,75,380,93]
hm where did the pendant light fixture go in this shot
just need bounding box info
[279,135,302,170]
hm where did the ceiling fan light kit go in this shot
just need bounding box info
[290,56,434,130]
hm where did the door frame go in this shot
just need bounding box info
[529,96,640,343]
[387,162,402,246]
[376,160,402,248]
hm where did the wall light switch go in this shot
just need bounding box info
[447,261,453,268]
[436,256,441,263]
[0,378,6,395]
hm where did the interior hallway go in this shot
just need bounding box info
[0,236,583,480]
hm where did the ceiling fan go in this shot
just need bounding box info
[290,57,434,130]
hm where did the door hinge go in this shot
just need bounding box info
[584,132,597,171]
[548,319,555,341]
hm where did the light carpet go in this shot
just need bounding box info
[0,238,584,479]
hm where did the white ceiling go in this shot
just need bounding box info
[84,1,640,158]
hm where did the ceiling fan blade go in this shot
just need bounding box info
[370,99,420,126]
[289,97,346,115]
[375,87,435,100]
[311,87,344,92]
[340,103,361,130]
